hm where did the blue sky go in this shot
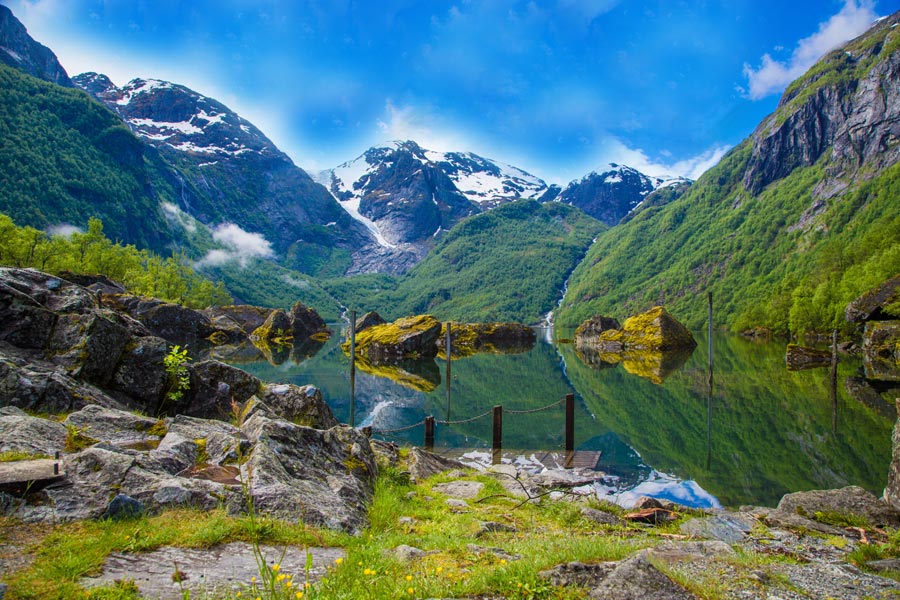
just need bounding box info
[3,0,897,183]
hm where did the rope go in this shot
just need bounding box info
[505,396,567,415]
[435,409,493,426]
[371,421,424,434]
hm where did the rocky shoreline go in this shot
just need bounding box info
[4,265,900,598]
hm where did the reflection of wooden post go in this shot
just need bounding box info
[424,416,435,450]
[492,405,502,465]
[445,323,452,421]
[349,310,356,428]
[831,329,839,435]
[564,393,575,468]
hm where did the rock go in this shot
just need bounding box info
[438,322,536,357]
[785,344,832,371]
[104,295,220,347]
[760,509,845,536]
[64,404,162,446]
[432,480,484,499]
[477,521,516,536]
[647,540,736,561]
[0,411,67,456]
[680,512,758,543]
[290,301,329,340]
[46,313,131,386]
[201,304,273,337]
[540,561,617,588]
[241,413,377,533]
[44,445,137,521]
[176,360,261,418]
[863,321,900,381]
[101,494,145,520]
[632,496,663,510]
[887,399,900,512]
[370,440,400,468]
[348,315,442,361]
[623,507,677,525]
[574,315,622,347]
[866,558,900,573]
[588,553,697,599]
[354,311,386,333]
[576,306,696,352]
[445,499,468,509]
[250,308,292,344]
[108,336,169,410]
[581,507,623,526]
[466,544,521,562]
[388,544,427,561]
[57,272,127,295]
[407,447,468,482]
[257,383,338,429]
[846,274,900,323]
[777,486,900,527]
[161,415,243,467]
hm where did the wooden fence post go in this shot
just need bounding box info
[564,393,575,468]
[492,405,502,464]
[424,416,435,450]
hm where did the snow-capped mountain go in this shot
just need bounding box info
[73,72,373,275]
[555,164,691,226]
[318,140,553,254]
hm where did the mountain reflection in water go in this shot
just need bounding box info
[228,324,895,509]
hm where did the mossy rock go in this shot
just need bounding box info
[344,315,442,361]
[596,306,696,351]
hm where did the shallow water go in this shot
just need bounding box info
[225,327,895,509]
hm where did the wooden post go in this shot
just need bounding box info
[424,416,435,450]
[564,393,575,468]
[53,450,59,475]
[707,292,713,372]
[831,329,839,435]
[492,405,503,464]
[349,310,356,427]
[445,323,452,421]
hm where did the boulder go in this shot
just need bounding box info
[64,404,163,447]
[201,305,273,337]
[44,444,137,521]
[863,321,900,381]
[438,322,536,357]
[240,413,378,533]
[576,307,696,352]
[348,314,442,361]
[588,553,697,599]
[104,295,220,347]
[353,311,386,333]
[0,410,67,456]
[57,271,127,295]
[290,301,329,340]
[846,274,900,323]
[250,309,292,344]
[777,485,900,528]
[406,447,468,482]
[574,315,622,347]
[174,360,262,419]
[785,344,832,371]
[46,313,131,386]
[257,383,339,429]
[109,336,169,410]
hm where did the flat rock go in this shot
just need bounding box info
[407,447,468,482]
[0,412,66,456]
[80,543,345,600]
[777,485,900,527]
[647,540,736,562]
[540,561,616,588]
[679,512,758,543]
[433,480,484,499]
[64,404,161,446]
[581,507,622,526]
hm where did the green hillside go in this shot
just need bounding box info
[556,20,900,336]
[0,64,171,251]
[325,199,604,324]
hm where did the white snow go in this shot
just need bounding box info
[128,117,203,136]
[116,78,171,105]
[603,173,623,184]
[331,155,372,197]
[195,109,227,127]
[2,46,22,62]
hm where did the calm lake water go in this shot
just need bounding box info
[219,326,896,509]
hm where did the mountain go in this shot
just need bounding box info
[556,12,900,335]
[0,4,70,87]
[318,140,554,274]
[72,72,373,278]
[322,199,604,324]
[555,163,690,226]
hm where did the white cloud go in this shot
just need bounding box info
[374,100,468,152]
[46,223,82,237]
[595,138,731,181]
[743,0,878,100]
[195,222,274,268]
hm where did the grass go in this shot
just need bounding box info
[0,450,51,462]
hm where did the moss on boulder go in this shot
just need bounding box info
[576,306,696,352]
[344,314,442,361]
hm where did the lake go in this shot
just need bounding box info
[219,326,896,509]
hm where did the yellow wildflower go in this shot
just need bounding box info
[406,575,413,582]
[277,573,286,582]
[272,563,281,572]
[295,593,303,599]
[335,557,344,565]
[407,588,414,595]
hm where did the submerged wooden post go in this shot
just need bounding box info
[492,405,502,464]
[564,393,575,468]
[424,416,435,450]
[349,310,356,428]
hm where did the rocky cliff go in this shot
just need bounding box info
[0,4,70,86]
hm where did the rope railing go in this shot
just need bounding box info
[365,393,577,463]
